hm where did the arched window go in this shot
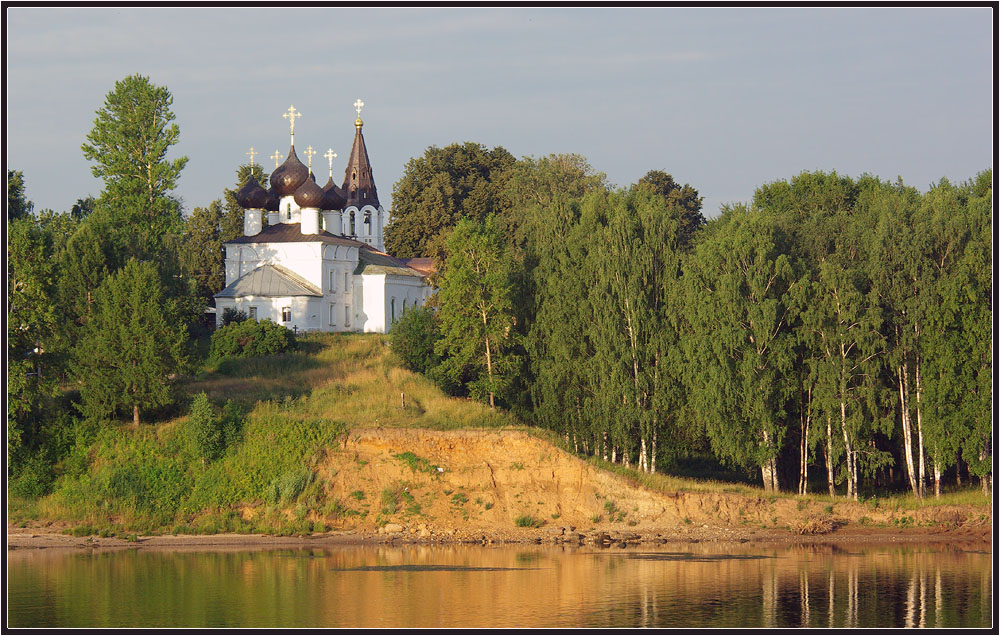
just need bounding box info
[390,298,396,323]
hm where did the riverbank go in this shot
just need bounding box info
[9,427,992,550]
[8,517,990,552]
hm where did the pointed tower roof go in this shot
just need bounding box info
[342,101,380,209]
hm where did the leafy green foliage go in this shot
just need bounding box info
[7,217,61,462]
[7,169,33,221]
[393,451,438,474]
[56,215,119,333]
[389,305,442,375]
[8,452,56,498]
[514,514,545,528]
[385,142,515,258]
[188,392,224,461]
[682,205,798,490]
[268,467,313,504]
[81,74,188,259]
[220,308,249,326]
[179,200,227,300]
[70,196,96,221]
[434,216,522,408]
[209,319,295,359]
[634,169,705,249]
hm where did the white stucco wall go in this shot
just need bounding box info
[358,273,386,333]
[221,233,430,334]
[215,295,313,333]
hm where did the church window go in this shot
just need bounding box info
[344,272,349,291]
[249,306,258,320]
[330,304,336,326]
[329,270,336,292]
[403,299,408,313]
[345,305,351,327]
[391,298,396,323]
[281,307,291,322]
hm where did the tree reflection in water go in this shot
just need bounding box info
[6,542,992,628]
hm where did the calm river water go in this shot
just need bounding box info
[7,541,993,629]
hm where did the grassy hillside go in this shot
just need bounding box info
[9,333,525,536]
[9,333,990,538]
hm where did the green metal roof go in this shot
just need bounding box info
[214,264,323,299]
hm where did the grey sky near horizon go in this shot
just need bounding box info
[6,7,994,222]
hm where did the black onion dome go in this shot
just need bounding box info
[270,146,309,196]
[235,178,266,208]
[293,173,326,209]
[247,180,270,209]
[321,176,347,210]
[264,188,280,212]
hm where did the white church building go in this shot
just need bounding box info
[214,102,433,333]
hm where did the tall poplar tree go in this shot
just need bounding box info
[81,74,188,259]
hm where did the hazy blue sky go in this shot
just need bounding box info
[6,7,994,220]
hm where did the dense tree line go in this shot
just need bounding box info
[392,153,992,498]
[7,75,267,489]
[8,75,992,502]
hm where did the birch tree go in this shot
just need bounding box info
[434,216,521,408]
[683,205,797,491]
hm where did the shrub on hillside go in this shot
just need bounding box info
[389,305,442,375]
[188,392,224,461]
[9,452,55,499]
[220,308,248,326]
[210,319,295,359]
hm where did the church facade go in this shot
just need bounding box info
[214,103,432,333]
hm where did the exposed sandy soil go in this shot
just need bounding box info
[7,428,991,551]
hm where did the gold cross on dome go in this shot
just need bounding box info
[353,99,364,118]
[324,148,338,177]
[283,105,301,137]
[305,145,316,170]
[246,147,258,166]
[271,149,284,169]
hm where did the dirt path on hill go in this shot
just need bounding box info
[8,428,991,550]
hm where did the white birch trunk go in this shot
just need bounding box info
[899,364,920,497]
[916,360,926,498]
[826,415,835,497]
[841,398,854,500]
[651,428,657,474]
[800,386,811,495]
